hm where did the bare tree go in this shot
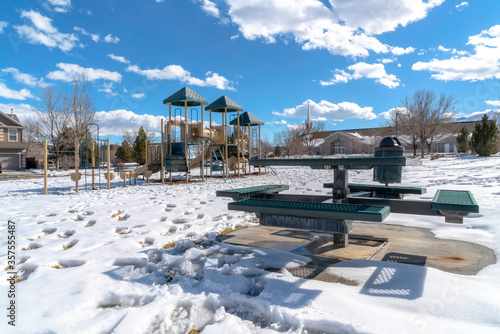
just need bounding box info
[273,126,304,156]
[32,87,70,170]
[22,113,39,158]
[301,121,325,155]
[122,128,158,146]
[391,90,455,157]
[63,72,97,142]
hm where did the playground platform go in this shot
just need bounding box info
[218,223,496,279]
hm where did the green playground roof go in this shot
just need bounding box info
[163,87,208,106]
[205,96,243,112]
[229,111,265,126]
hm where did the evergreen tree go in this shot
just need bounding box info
[470,115,499,156]
[133,126,147,164]
[456,126,470,153]
[274,145,282,157]
[115,140,133,162]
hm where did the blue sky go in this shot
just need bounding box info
[1,0,499,143]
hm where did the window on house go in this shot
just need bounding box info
[331,141,345,155]
[8,129,18,141]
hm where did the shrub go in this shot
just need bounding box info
[470,115,499,156]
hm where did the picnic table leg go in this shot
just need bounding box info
[333,233,348,247]
[333,167,349,203]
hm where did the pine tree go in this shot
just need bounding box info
[115,140,133,162]
[470,115,499,157]
[274,145,282,157]
[133,126,147,164]
[456,126,470,153]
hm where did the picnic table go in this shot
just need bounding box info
[217,140,478,248]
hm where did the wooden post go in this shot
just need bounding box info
[209,110,213,178]
[44,139,48,195]
[224,108,228,178]
[75,139,79,193]
[106,138,111,190]
[169,103,172,182]
[247,125,251,175]
[258,125,261,174]
[161,118,165,184]
[184,100,189,182]
[237,110,240,178]
[201,104,204,181]
[91,140,96,190]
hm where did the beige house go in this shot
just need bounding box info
[0,110,28,170]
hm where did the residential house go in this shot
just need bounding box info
[0,110,28,170]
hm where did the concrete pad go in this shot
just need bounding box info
[220,223,496,277]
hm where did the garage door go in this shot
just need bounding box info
[0,153,20,170]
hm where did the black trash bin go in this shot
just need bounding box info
[373,137,404,184]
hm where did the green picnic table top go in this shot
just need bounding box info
[249,157,422,169]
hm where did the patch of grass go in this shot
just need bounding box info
[162,241,177,249]
[52,265,62,269]
[219,226,247,236]
[57,234,68,239]
[61,245,68,251]
[188,330,200,334]
[111,210,124,219]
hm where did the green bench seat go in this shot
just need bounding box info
[323,182,426,195]
[431,190,479,213]
[216,185,289,200]
[228,198,390,222]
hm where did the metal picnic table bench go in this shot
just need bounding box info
[217,138,479,248]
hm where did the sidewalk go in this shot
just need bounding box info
[0,170,44,181]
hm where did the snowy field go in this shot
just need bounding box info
[1,156,500,334]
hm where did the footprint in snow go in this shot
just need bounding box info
[200,201,207,205]
[140,237,155,247]
[166,203,177,208]
[58,230,75,238]
[60,239,78,251]
[85,220,96,227]
[54,259,86,269]
[22,242,43,251]
[115,227,131,235]
[68,209,78,213]
[46,213,57,217]
[160,216,168,222]
[42,227,57,235]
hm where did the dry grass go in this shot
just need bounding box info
[57,234,68,239]
[61,245,68,251]
[162,241,177,249]
[188,330,200,334]
[52,265,62,269]
[111,210,124,219]
[27,236,40,241]
[219,226,247,236]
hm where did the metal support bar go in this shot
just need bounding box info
[348,197,441,216]
[333,167,349,202]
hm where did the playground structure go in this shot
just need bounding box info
[42,87,267,194]
[160,87,264,182]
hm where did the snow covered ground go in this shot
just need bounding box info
[1,156,500,334]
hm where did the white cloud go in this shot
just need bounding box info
[0,103,36,119]
[413,25,500,81]
[108,54,130,64]
[378,107,407,119]
[380,58,394,63]
[200,0,220,18]
[0,82,35,100]
[485,100,500,107]
[437,45,468,56]
[320,62,400,88]
[273,120,287,125]
[276,99,376,121]
[330,0,444,35]
[104,34,119,43]
[47,63,122,82]
[390,46,415,56]
[15,10,80,52]
[131,93,145,99]
[96,110,163,136]
[223,0,389,58]
[456,2,468,11]
[0,21,8,33]
[126,65,235,90]
[46,0,72,13]
[98,82,118,97]
[230,34,239,40]
[2,67,51,88]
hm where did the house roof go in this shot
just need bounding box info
[228,111,264,126]
[0,110,24,128]
[162,87,208,107]
[205,96,243,113]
